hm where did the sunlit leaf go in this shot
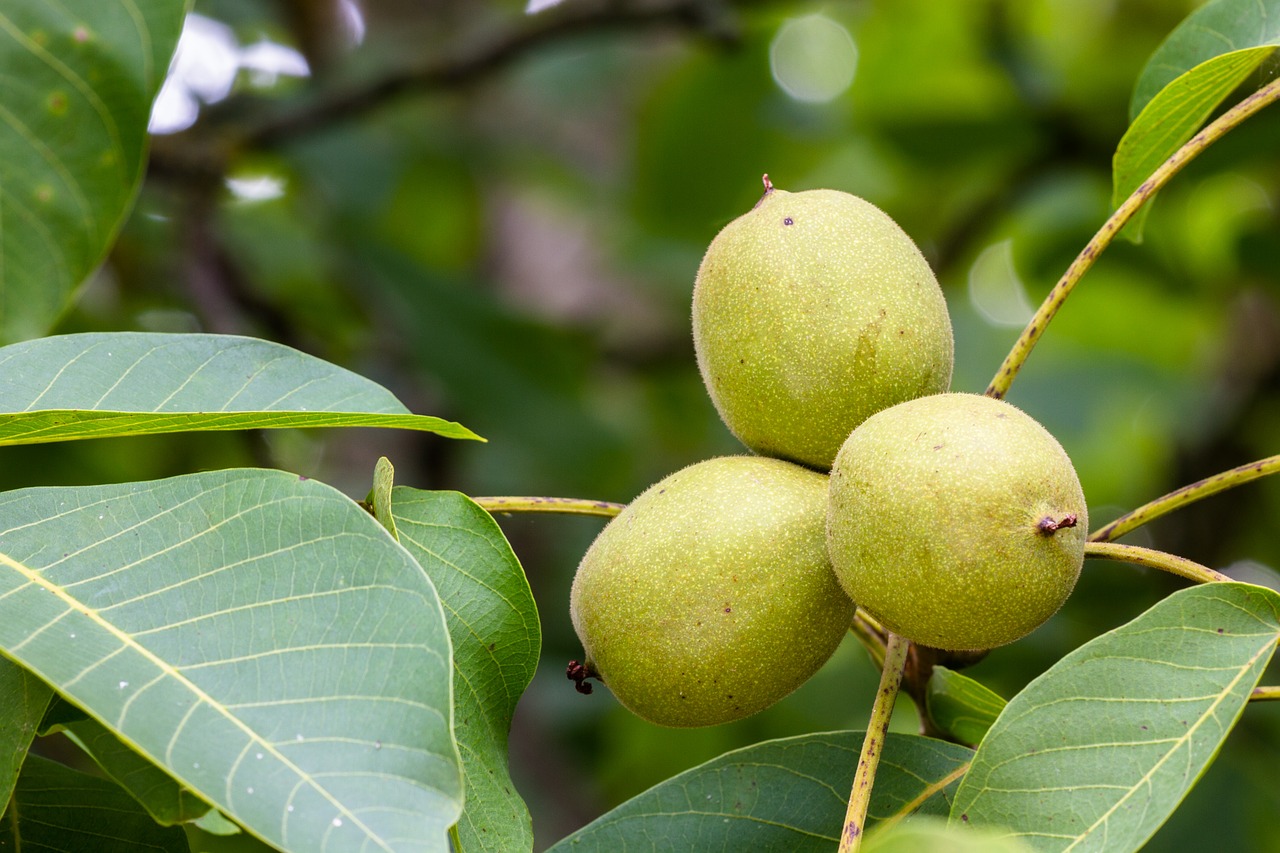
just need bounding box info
[0,0,187,343]
[546,731,973,852]
[0,469,463,853]
[0,332,481,445]
[392,489,540,853]
[0,754,190,851]
[951,582,1280,851]
[0,656,52,805]
[1114,0,1280,239]
[1129,0,1280,119]
[1113,48,1274,239]
[925,666,1006,747]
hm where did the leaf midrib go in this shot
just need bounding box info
[0,548,396,852]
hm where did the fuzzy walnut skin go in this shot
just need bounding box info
[570,456,855,728]
[693,188,954,471]
[827,393,1088,651]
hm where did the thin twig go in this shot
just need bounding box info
[840,632,910,853]
[1090,454,1280,542]
[471,496,624,517]
[1084,541,1230,585]
[1251,685,1280,702]
[986,75,1280,399]
[849,610,888,670]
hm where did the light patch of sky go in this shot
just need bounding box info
[526,0,567,13]
[150,14,311,136]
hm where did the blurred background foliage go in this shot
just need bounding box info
[8,0,1280,849]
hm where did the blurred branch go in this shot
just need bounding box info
[151,0,744,180]
[248,0,741,147]
[273,0,353,77]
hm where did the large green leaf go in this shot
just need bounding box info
[951,582,1280,851]
[546,731,973,852]
[1113,0,1280,238]
[0,1,186,343]
[0,754,190,852]
[0,656,52,806]
[392,488,541,853]
[0,469,463,852]
[0,332,480,445]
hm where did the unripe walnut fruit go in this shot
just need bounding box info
[693,182,954,470]
[570,456,854,727]
[826,393,1088,651]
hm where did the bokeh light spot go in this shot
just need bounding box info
[769,15,858,103]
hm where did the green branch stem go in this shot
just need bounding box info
[840,632,910,853]
[986,75,1280,399]
[1085,541,1229,584]
[849,610,889,670]
[471,496,624,517]
[1252,686,1280,702]
[1090,454,1280,542]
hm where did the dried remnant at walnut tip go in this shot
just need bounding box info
[569,455,854,727]
[692,181,954,470]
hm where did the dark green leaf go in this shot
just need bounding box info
[546,731,973,852]
[392,489,541,853]
[0,469,463,852]
[0,656,52,806]
[0,1,186,342]
[951,582,1280,851]
[64,716,212,825]
[925,666,1006,747]
[36,693,89,734]
[0,754,190,852]
[0,333,480,445]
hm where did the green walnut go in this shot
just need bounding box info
[693,179,954,470]
[826,393,1087,651]
[569,455,854,727]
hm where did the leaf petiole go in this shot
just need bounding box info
[1090,454,1280,542]
[471,496,625,517]
[849,610,889,670]
[1251,686,1280,702]
[1084,541,1229,584]
[840,632,910,853]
